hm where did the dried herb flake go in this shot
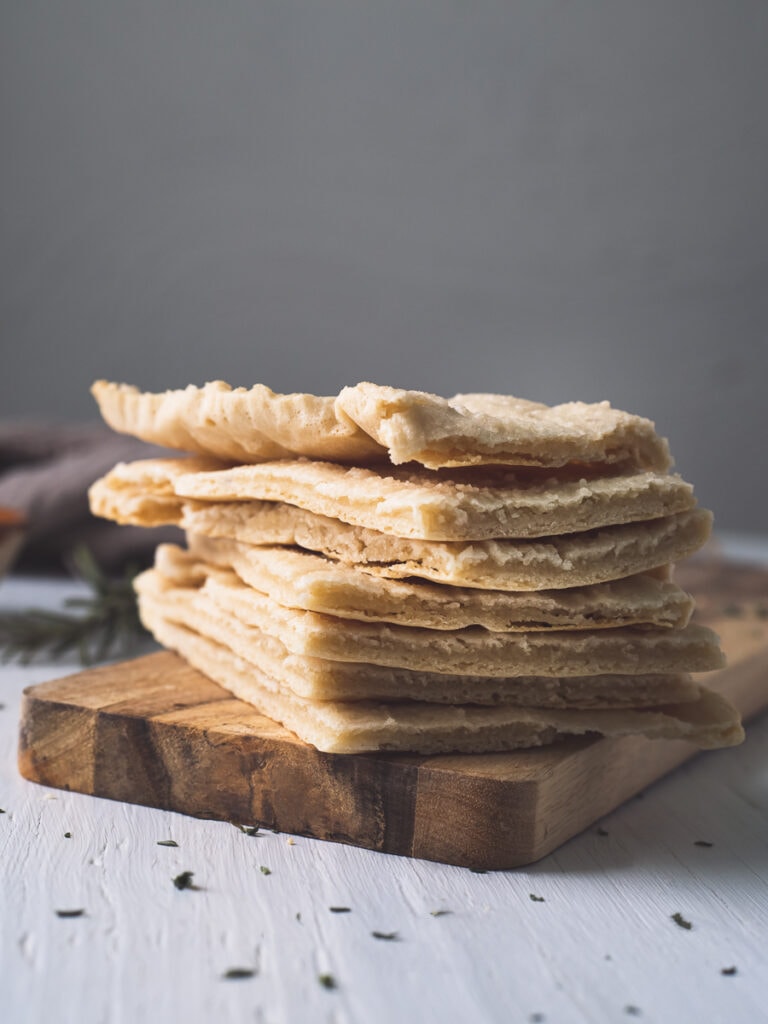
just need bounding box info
[56,909,84,918]
[173,870,196,890]
[260,865,271,875]
[329,906,351,913]
[624,1007,642,1017]
[64,832,72,838]
[529,894,545,902]
[318,973,337,990]
[234,823,260,837]
[721,966,737,976]
[694,840,713,848]
[430,910,452,917]
[223,968,255,980]
[371,931,399,941]
[671,912,692,930]
[596,827,609,837]
[157,839,178,847]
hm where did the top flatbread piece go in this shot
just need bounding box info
[92,380,671,471]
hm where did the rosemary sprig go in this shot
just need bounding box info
[0,546,148,666]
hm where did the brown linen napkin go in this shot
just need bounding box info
[0,422,182,572]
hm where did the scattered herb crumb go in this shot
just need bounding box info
[529,894,545,902]
[469,868,487,874]
[235,824,260,837]
[260,865,272,876]
[157,839,178,847]
[624,1006,642,1016]
[694,840,713,848]
[64,832,72,839]
[329,907,351,913]
[295,912,302,923]
[222,968,255,980]
[605,954,613,961]
[55,909,84,918]
[671,912,692,930]
[529,1014,546,1023]
[430,910,452,917]
[371,931,399,941]
[172,871,196,890]
[0,808,5,814]
[596,827,609,837]
[318,973,337,990]
[721,966,737,976]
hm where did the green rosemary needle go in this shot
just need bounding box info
[0,546,148,665]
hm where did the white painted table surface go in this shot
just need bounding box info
[1,533,767,1024]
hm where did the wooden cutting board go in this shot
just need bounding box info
[18,559,768,870]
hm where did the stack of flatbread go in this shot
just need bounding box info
[89,380,743,754]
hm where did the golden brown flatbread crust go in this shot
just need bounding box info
[91,456,695,540]
[138,602,744,754]
[171,537,694,630]
[135,565,724,678]
[92,379,671,471]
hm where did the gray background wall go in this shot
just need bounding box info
[2,1,767,532]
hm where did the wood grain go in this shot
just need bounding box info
[17,559,768,869]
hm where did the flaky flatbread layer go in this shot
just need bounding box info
[136,566,724,678]
[137,584,700,708]
[173,460,695,541]
[91,456,696,541]
[165,537,694,631]
[182,502,711,591]
[92,379,671,471]
[138,605,743,754]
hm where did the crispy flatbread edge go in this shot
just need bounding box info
[139,604,743,755]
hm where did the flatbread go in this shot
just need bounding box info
[337,383,672,470]
[89,458,711,590]
[164,538,694,630]
[136,585,699,707]
[91,457,696,541]
[92,379,671,471]
[173,459,695,540]
[88,456,226,527]
[135,566,724,677]
[138,605,743,753]
[181,501,711,591]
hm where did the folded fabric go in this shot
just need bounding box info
[0,422,181,570]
